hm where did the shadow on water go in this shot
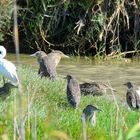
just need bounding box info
[6,53,140,102]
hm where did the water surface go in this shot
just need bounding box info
[7,54,140,101]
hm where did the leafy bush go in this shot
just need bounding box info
[0,0,13,42]
[1,0,140,56]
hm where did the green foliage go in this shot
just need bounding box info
[0,0,13,42]
[0,66,140,139]
[126,123,140,140]
[1,0,140,56]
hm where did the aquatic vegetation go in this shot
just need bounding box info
[1,0,140,57]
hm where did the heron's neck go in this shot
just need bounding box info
[0,46,6,58]
[0,51,6,58]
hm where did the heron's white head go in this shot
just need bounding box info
[0,45,6,58]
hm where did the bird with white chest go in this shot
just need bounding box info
[0,45,19,86]
[124,82,140,109]
[81,105,101,127]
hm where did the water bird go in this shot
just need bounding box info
[48,50,69,68]
[30,50,69,80]
[30,51,49,78]
[124,82,140,109]
[80,82,105,96]
[65,74,81,108]
[81,104,101,127]
[80,81,115,96]
[0,45,19,86]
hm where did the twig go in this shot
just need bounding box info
[22,85,36,126]
[40,30,55,47]
[107,50,140,58]
[14,117,20,140]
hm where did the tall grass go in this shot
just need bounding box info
[0,0,13,41]
[0,1,140,139]
[0,66,140,139]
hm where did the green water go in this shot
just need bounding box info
[6,53,140,102]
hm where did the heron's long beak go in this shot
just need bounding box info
[123,83,127,86]
[94,107,102,112]
[62,54,69,58]
[30,53,36,57]
[97,108,102,112]
[63,76,67,79]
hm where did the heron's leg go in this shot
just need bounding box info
[38,68,41,74]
